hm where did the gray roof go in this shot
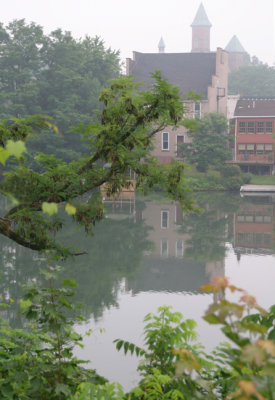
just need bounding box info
[225,35,246,53]
[234,98,275,117]
[191,3,212,27]
[158,37,165,49]
[128,51,217,98]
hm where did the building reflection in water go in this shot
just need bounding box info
[103,191,226,296]
[232,194,275,259]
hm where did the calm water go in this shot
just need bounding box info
[1,192,275,389]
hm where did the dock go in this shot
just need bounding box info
[240,184,275,193]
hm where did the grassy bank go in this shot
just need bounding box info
[250,174,275,185]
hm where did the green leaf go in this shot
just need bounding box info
[203,313,221,324]
[65,203,77,215]
[55,383,71,396]
[42,202,58,216]
[124,341,129,354]
[0,147,9,165]
[62,279,78,287]
[6,140,27,159]
[114,339,124,351]
[19,299,32,310]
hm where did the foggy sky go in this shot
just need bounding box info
[1,0,275,66]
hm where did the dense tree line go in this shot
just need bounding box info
[228,64,275,97]
[0,19,121,161]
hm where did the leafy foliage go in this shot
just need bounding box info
[2,260,275,399]
[113,279,275,399]
[181,113,230,173]
[0,73,194,256]
[0,20,121,160]
[0,20,120,128]
[0,266,105,400]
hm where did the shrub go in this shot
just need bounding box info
[241,172,253,184]
[224,175,243,190]
[220,164,241,178]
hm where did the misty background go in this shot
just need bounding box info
[1,0,274,66]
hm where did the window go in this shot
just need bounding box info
[246,144,254,154]
[238,144,246,154]
[162,132,169,150]
[265,144,273,153]
[239,121,246,133]
[257,122,264,133]
[266,121,273,133]
[264,234,271,245]
[194,37,199,49]
[247,122,255,133]
[161,239,168,258]
[237,233,244,244]
[256,144,264,155]
[194,102,201,119]
[245,232,253,245]
[255,233,263,245]
[176,240,183,258]
[161,210,169,229]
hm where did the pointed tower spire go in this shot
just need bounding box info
[158,37,165,53]
[225,35,246,53]
[191,3,212,27]
[191,3,212,52]
[225,35,248,71]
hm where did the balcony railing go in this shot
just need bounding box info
[236,153,274,163]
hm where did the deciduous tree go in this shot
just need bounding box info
[181,113,230,172]
[0,73,194,257]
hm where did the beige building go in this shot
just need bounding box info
[126,48,228,164]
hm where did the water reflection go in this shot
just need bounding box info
[1,191,275,328]
[128,197,228,294]
[232,194,275,258]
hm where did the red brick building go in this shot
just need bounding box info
[230,98,275,174]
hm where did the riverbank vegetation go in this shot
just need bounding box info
[185,164,252,191]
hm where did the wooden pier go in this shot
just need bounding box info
[240,184,275,193]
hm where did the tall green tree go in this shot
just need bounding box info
[0,20,121,161]
[181,113,230,172]
[228,65,275,97]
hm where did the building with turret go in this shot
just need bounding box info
[189,3,248,70]
[191,3,212,53]
[126,3,228,164]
